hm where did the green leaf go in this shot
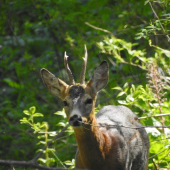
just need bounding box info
[64,160,73,166]
[144,0,149,5]
[23,110,30,115]
[37,141,46,145]
[36,149,44,153]
[117,91,125,97]
[131,84,135,92]
[126,95,134,102]
[32,113,44,117]
[65,130,74,135]
[49,131,57,136]
[64,159,75,166]
[123,82,128,89]
[47,158,55,163]
[47,148,55,152]
[150,142,163,154]
[37,135,45,139]
[3,78,24,89]
[20,117,31,124]
[54,110,66,118]
[29,106,36,114]
[124,87,129,93]
[38,158,47,163]
[118,100,127,105]
[112,86,122,91]
[56,122,66,127]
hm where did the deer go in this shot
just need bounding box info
[40,45,150,170]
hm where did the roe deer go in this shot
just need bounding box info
[40,46,150,170]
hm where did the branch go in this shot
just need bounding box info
[148,148,168,160]
[0,159,67,170]
[85,22,113,35]
[152,159,158,170]
[139,113,170,119]
[149,1,170,42]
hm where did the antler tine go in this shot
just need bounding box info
[64,52,75,85]
[80,44,88,84]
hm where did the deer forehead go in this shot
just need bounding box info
[64,85,94,102]
[69,85,85,99]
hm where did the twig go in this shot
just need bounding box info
[150,43,170,52]
[121,60,147,70]
[149,1,170,42]
[104,51,147,71]
[148,148,168,159]
[139,113,170,119]
[152,159,158,170]
[85,22,113,35]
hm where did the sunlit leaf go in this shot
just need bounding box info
[112,86,123,91]
[32,113,44,117]
[56,122,66,127]
[118,100,127,105]
[23,110,30,115]
[29,106,36,114]
[117,91,126,97]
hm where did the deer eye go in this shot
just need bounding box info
[63,101,69,106]
[85,98,92,105]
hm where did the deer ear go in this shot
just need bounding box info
[87,61,109,93]
[40,68,68,98]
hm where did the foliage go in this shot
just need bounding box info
[20,106,74,168]
[0,0,170,169]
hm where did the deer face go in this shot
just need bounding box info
[40,47,109,127]
[63,85,94,126]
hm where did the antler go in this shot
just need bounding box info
[64,52,75,85]
[80,45,88,84]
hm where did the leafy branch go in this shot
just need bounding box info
[0,123,70,170]
[148,1,170,42]
[20,106,74,169]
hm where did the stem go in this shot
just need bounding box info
[45,123,49,167]
[51,150,66,168]
[32,124,70,163]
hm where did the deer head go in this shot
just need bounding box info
[40,45,109,127]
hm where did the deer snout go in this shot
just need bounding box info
[69,115,83,127]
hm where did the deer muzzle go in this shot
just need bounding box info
[69,115,83,127]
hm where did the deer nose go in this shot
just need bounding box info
[69,115,83,127]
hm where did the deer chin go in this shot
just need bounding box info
[70,117,87,128]
[71,120,83,127]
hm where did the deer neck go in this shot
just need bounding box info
[73,109,108,169]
